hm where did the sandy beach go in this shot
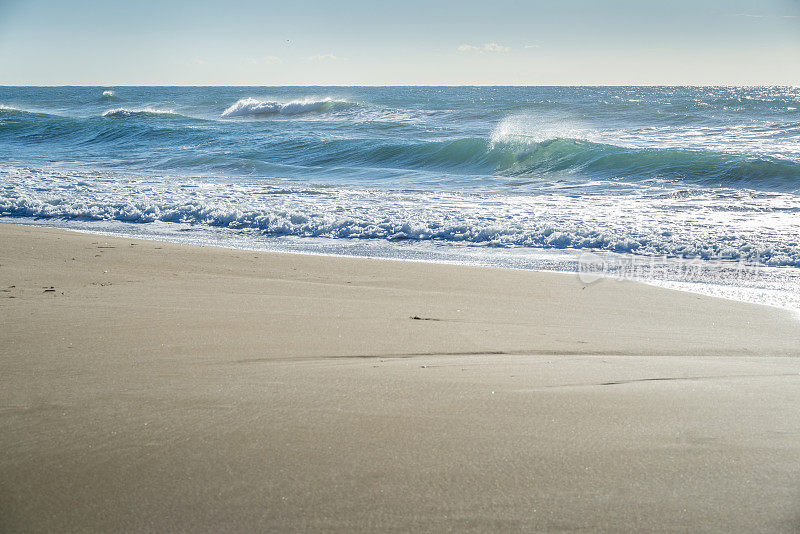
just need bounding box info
[1,222,799,532]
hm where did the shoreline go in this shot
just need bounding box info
[4,217,799,313]
[2,221,799,356]
[2,222,800,531]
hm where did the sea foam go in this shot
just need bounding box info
[2,166,799,267]
[221,97,351,117]
[101,107,178,118]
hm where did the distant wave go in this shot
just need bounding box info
[100,90,120,101]
[101,107,179,118]
[712,96,800,108]
[0,104,59,119]
[0,104,35,115]
[221,97,354,117]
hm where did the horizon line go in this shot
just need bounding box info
[2,83,799,88]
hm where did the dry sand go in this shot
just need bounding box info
[1,222,799,532]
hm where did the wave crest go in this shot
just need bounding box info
[312,136,800,192]
[101,107,178,118]
[0,104,59,119]
[0,104,34,115]
[221,97,353,117]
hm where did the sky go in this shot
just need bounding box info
[0,0,798,85]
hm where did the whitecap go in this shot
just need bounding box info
[101,107,177,118]
[221,97,350,117]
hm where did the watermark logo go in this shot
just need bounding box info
[577,252,607,283]
[577,251,764,285]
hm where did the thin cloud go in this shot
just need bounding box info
[523,44,541,49]
[458,42,510,53]
[308,53,346,61]
[249,56,282,65]
[483,42,509,52]
[728,13,797,19]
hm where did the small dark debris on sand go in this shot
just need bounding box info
[410,316,441,321]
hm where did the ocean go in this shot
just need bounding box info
[1,86,799,309]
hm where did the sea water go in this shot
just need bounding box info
[1,86,798,309]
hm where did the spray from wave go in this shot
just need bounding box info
[490,114,601,145]
[221,97,353,117]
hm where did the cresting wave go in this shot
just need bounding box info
[0,104,45,116]
[0,104,64,120]
[221,97,354,117]
[294,136,800,192]
[487,138,800,190]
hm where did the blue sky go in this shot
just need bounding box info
[0,0,798,85]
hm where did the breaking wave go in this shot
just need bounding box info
[0,104,50,117]
[101,107,179,118]
[291,136,800,192]
[221,97,355,117]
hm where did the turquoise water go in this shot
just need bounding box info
[2,86,799,307]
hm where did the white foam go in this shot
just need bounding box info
[221,97,348,117]
[1,165,799,268]
[101,107,177,118]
